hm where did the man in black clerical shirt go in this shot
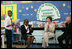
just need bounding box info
[58,17,71,48]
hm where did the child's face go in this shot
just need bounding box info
[25,22,29,26]
[17,22,19,25]
[8,12,12,17]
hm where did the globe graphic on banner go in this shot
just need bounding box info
[37,3,60,21]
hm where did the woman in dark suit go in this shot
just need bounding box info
[21,19,35,48]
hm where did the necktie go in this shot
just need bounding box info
[10,18,12,23]
[10,18,14,30]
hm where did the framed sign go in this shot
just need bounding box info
[1,4,17,22]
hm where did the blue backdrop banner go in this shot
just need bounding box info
[17,1,71,22]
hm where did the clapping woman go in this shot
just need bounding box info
[42,16,55,48]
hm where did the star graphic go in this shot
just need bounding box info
[63,3,66,7]
[67,5,70,8]
[31,5,33,8]
[22,6,24,9]
[34,9,37,12]
[26,7,29,10]
[19,10,22,12]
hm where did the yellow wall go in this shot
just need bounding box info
[1,4,17,22]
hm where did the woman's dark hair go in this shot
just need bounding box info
[46,16,52,22]
[23,19,29,24]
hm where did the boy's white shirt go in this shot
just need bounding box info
[5,16,12,30]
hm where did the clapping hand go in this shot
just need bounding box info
[12,22,15,26]
[61,22,66,27]
[47,25,49,29]
[30,27,32,30]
